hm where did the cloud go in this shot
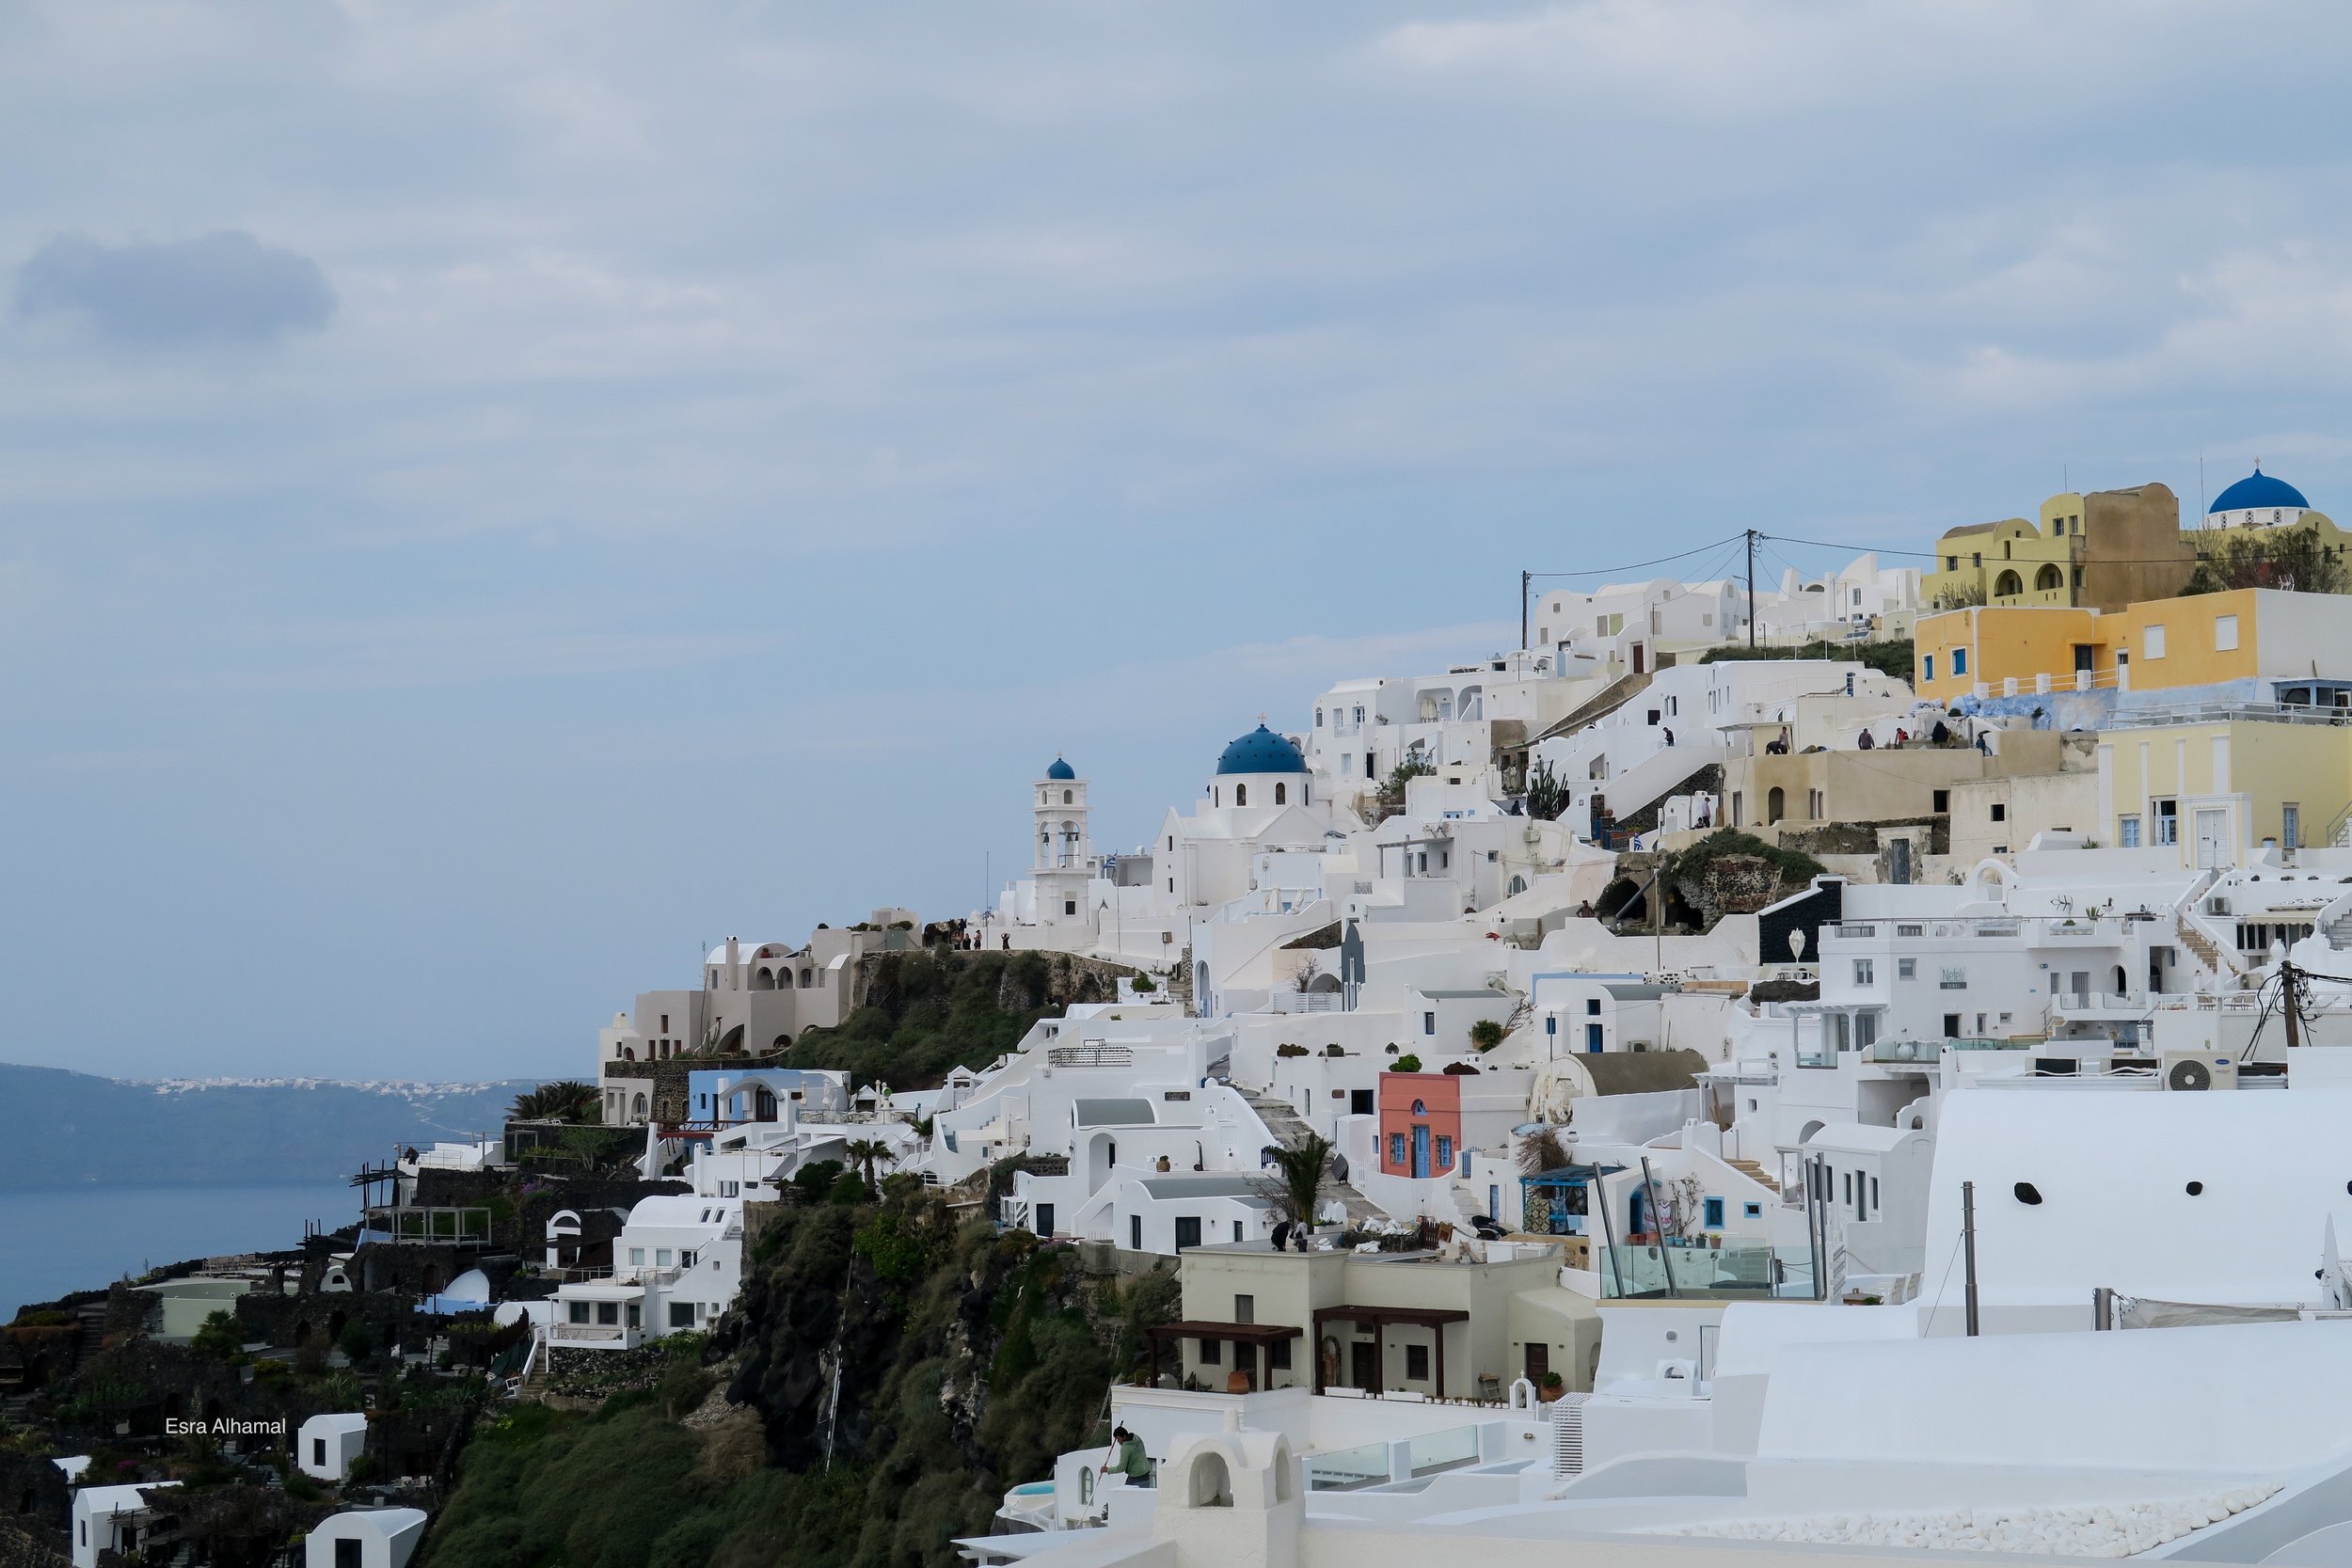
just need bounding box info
[15,230,335,347]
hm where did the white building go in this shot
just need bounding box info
[297,1412,369,1482]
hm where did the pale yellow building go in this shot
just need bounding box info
[2096,715,2352,858]
[1925,483,2189,614]
[1722,731,2069,833]
[1153,1241,1601,1398]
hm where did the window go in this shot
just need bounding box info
[1703,1196,1725,1228]
[2144,625,2167,659]
[1853,959,1875,986]
[1946,556,1958,571]
[1923,654,1934,681]
[1131,1215,1142,1250]
[1435,1134,1454,1169]
[1423,1012,1437,1035]
[1931,788,1949,813]
[569,1301,590,1324]
[2120,815,2142,847]
[2154,799,2179,846]
[1898,958,1916,979]
[1406,1344,1430,1382]
[1174,1216,1201,1250]
[1743,1201,1763,1219]
[719,1180,739,1197]
[1586,998,1601,1015]
[1064,899,1077,915]
[1234,1294,1254,1323]
[1990,802,2006,822]
[597,1301,619,1324]
[1268,1338,1291,1370]
[1871,1177,1880,1211]
[628,1247,645,1266]
[1841,1172,1851,1205]
[670,1302,696,1328]
[2215,614,2239,652]
[1390,1133,1407,1165]
[2285,803,2301,848]
[680,1248,697,1268]
[1199,1337,1221,1365]
[1952,647,1967,675]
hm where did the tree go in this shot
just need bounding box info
[1258,1133,1333,1234]
[509,1081,598,1124]
[842,1138,898,1191]
[2185,523,2349,595]
[192,1307,245,1362]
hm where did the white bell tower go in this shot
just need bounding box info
[1034,757,1092,871]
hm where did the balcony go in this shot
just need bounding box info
[363,1206,493,1245]
[2051,991,2153,1018]
[548,1322,640,1348]
[1594,1240,1820,1300]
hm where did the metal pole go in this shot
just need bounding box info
[1639,1156,1678,1298]
[1805,1156,1825,1301]
[2092,1286,2115,1331]
[1962,1180,1980,1337]
[2284,961,2304,1051]
[1593,1170,1628,1299]
[1745,530,1757,649]
[1521,569,1532,652]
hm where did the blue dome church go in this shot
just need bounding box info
[2208,464,2314,531]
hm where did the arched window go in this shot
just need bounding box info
[1994,568,2024,597]
[632,1093,648,1117]
[2034,563,2062,592]
[1063,789,1073,804]
[1507,874,1527,895]
[1767,786,1786,824]
[1235,784,1248,806]
[1275,782,1287,804]
[1411,1100,1427,1115]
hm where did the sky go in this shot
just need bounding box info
[6,0,2352,1080]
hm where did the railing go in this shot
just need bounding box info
[1596,1241,1818,1299]
[1046,1044,1133,1067]
[548,1323,629,1342]
[365,1206,493,1243]
[1869,1037,2023,1061]
[2051,991,2153,1015]
[561,1264,681,1287]
[1307,1441,1391,1492]
[1405,1425,1483,1477]
[2107,699,2352,730]
[1268,991,1342,1013]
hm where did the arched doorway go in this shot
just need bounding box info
[1767,786,1786,824]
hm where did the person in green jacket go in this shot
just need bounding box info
[1101,1425,1152,1487]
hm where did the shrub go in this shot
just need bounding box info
[192,1308,245,1362]
[1391,1053,1422,1073]
[1470,1019,1505,1052]
[337,1322,374,1365]
[1275,1043,1308,1058]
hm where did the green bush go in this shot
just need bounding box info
[1392,1053,1422,1073]
[1470,1020,1505,1052]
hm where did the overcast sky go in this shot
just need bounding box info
[5,0,2350,1079]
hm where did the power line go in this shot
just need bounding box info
[1526,533,1747,580]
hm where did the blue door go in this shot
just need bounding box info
[1585,1023,1604,1053]
[1411,1125,1431,1179]
[1629,1190,1645,1236]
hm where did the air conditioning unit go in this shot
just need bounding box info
[2161,1051,2237,1092]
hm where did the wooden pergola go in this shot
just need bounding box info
[1143,1320,1303,1389]
[1311,1305,1470,1398]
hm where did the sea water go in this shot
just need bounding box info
[0,1182,358,1317]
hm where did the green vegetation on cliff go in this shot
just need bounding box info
[780,949,1116,1091]
[422,1181,1177,1568]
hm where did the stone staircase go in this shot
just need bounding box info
[1234,1087,1383,1227]
[1724,1157,1783,1198]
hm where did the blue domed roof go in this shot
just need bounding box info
[2210,466,2309,515]
[1216,723,1307,775]
[1045,756,1076,781]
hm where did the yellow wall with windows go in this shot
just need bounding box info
[2099,719,2352,851]
[1915,589,2284,704]
[1914,605,2101,705]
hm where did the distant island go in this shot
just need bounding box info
[0,1063,532,1189]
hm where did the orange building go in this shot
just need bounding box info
[1377,1071,1462,1180]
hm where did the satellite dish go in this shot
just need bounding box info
[1788,927,1809,961]
[2168,1057,2214,1092]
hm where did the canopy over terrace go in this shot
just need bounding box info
[1311,1305,1470,1398]
[1143,1320,1302,1389]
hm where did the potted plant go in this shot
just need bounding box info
[1538,1371,1565,1402]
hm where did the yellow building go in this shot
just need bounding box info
[1925,483,2190,614]
[1915,588,2350,706]
[2097,716,2352,857]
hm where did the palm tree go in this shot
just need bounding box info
[510,1081,599,1124]
[1260,1133,1334,1235]
[842,1138,898,1192]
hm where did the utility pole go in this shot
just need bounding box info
[1744,529,1758,648]
[2284,960,2304,1051]
[1962,1180,1980,1337]
[1520,569,1532,651]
